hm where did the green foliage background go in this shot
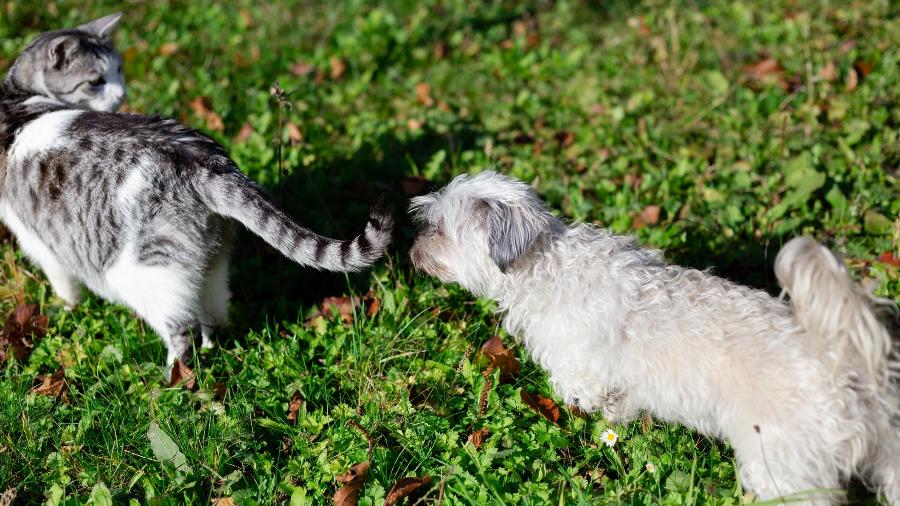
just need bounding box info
[0,0,897,504]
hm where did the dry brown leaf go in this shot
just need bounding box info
[31,369,67,400]
[158,42,179,56]
[334,461,369,506]
[634,205,661,229]
[818,61,837,82]
[168,359,196,390]
[854,61,873,78]
[233,123,254,143]
[845,67,858,92]
[211,497,235,506]
[188,97,224,132]
[877,252,900,267]
[480,336,520,383]
[743,57,788,91]
[407,118,423,131]
[292,61,315,76]
[641,413,653,434]
[467,427,491,449]
[213,382,227,401]
[567,404,589,419]
[415,83,434,107]
[520,390,560,425]
[330,56,347,80]
[554,131,574,148]
[366,298,381,318]
[286,122,303,144]
[287,390,304,424]
[384,476,432,506]
[1,304,49,362]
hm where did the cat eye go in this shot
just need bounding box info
[89,76,106,87]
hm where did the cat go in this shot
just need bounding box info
[0,14,393,372]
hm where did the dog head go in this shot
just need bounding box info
[409,171,555,295]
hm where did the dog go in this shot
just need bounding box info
[409,171,900,504]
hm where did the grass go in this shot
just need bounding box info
[1,0,898,504]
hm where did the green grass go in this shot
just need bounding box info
[1,0,898,504]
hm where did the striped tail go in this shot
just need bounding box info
[197,168,392,272]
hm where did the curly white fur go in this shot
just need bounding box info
[410,171,900,505]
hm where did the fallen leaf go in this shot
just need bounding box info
[818,61,837,82]
[286,122,303,144]
[147,421,192,474]
[384,476,432,506]
[212,497,235,506]
[877,252,900,267]
[407,118,423,131]
[292,61,315,76]
[334,461,369,506]
[743,57,788,91]
[845,67,858,92]
[315,296,358,323]
[520,390,560,425]
[641,413,653,434]
[158,42,179,56]
[567,404,589,419]
[31,369,67,399]
[633,205,661,228]
[554,130,574,148]
[1,304,48,362]
[467,427,490,449]
[233,123,254,143]
[330,56,346,80]
[188,97,224,132]
[287,390,304,424]
[168,359,196,390]
[854,61,873,78]
[366,298,381,318]
[415,83,434,107]
[480,336,520,383]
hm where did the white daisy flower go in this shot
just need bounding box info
[645,462,656,472]
[601,428,618,447]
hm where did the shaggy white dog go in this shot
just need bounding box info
[410,171,899,505]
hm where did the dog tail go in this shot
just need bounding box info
[775,237,898,387]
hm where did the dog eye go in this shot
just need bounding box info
[89,76,106,87]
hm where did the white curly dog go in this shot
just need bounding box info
[410,171,899,504]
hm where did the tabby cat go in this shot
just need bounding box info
[0,14,392,371]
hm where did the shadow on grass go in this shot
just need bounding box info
[223,122,482,340]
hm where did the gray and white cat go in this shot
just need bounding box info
[0,14,393,370]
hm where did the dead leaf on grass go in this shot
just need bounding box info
[467,427,491,449]
[334,461,369,506]
[633,205,661,229]
[415,83,434,107]
[287,390,304,424]
[330,56,347,80]
[31,369,68,400]
[384,476,432,506]
[480,336,520,383]
[188,97,224,132]
[233,123,254,143]
[520,390,560,425]
[211,497,235,506]
[168,359,196,390]
[1,304,48,362]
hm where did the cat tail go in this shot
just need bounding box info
[197,168,393,272]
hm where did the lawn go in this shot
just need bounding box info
[1,0,898,504]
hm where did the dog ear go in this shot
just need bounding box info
[481,197,549,273]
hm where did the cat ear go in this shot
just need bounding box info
[77,12,123,41]
[48,36,79,70]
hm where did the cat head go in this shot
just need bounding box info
[6,13,126,112]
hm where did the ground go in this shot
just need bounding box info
[0,0,898,504]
